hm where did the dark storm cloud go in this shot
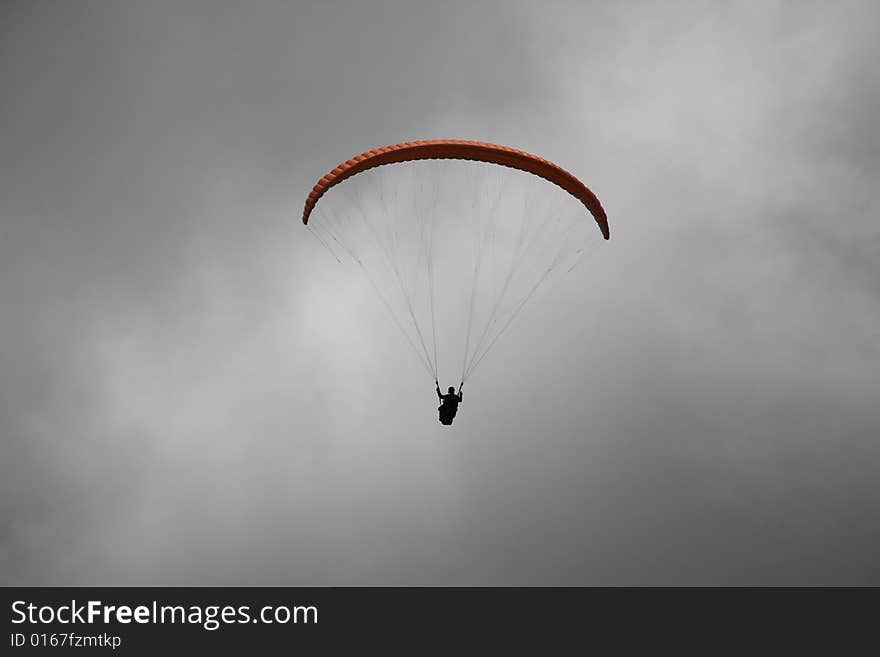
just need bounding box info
[1,0,878,584]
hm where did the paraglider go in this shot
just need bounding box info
[436,381,463,426]
[303,140,609,425]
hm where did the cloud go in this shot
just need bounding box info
[1,0,878,585]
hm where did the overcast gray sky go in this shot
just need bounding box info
[2,0,878,585]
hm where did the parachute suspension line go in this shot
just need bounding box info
[374,173,409,297]
[381,182,405,294]
[460,170,508,383]
[385,186,439,381]
[462,191,532,379]
[463,207,572,380]
[313,207,356,266]
[391,250,438,380]
[407,164,439,382]
[307,224,342,263]
[355,255,435,378]
[315,208,434,377]
[405,163,440,381]
[461,169,495,382]
[460,241,482,383]
[426,181,439,383]
[486,167,510,313]
[320,188,437,379]
[568,248,587,273]
[468,196,564,364]
[398,258,436,379]
[348,183,437,380]
[463,215,585,380]
[464,264,553,380]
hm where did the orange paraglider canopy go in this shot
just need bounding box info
[302,139,609,239]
